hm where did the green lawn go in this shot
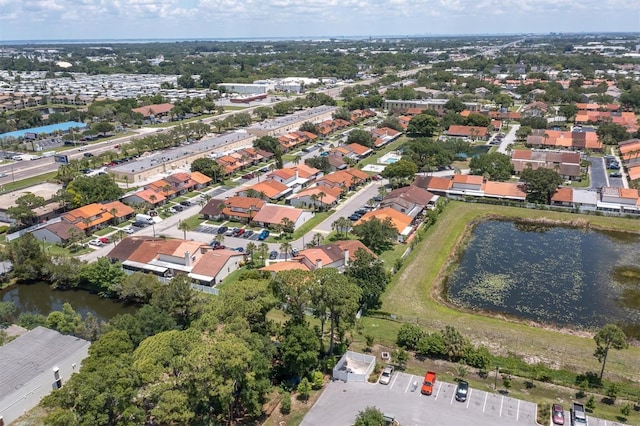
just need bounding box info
[376,201,640,383]
[92,227,116,236]
[291,211,332,240]
[1,171,58,193]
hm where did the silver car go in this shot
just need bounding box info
[379,365,394,385]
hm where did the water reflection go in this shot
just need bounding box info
[0,282,137,323]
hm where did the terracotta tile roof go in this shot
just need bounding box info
[189,171,212,185]
[220,196,266,218]
[628,165,640,181]
[447,125,488,137]
[413,176,452,191]
[452,174,484,185]
[289,185,342,205]
[127,188,166,204]
[551,187,573,203]
[355,207,413,234]
[347,143,372,156]
[260,261,311,272]
[251,204,304,225]
[291,163,320,178]
[269,168,296,180]
[106,236,163,262]
[190,249,244,278]
[241,180,290,199]
[483,181,526,199]
[131,103,174,118]
[384,185,435,206]
[62,201,132,230]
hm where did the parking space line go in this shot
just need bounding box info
[516,400,520,421]
[389,373,399,390]
[434,382,442,400]
[405,375,416,393]
[450,388,455,404]
[499,395,504,417]
[466,389,472,408]
[482,392,488,412]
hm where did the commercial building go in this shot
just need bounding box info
[246,105,337,137]
[0,327,90,425]
[383,99,480,114]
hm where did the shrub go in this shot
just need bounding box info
[417,332,446,358]
[465,345,493,370]
[311,371,324,390]
[586,395,596,412]
[0,225,9,234]
[297,378,311,401]
[280,392,291,414]
[396,323,423,350]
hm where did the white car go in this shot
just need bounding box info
[379,365,394,385]
[123,227,134,234]
[88,239,104,247]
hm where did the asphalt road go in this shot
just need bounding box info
[588,156,608,190]
[496,123,519,154]
[302,374,538,426]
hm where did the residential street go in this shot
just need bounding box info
[496,123,519,154]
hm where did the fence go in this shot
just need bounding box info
[332,351,376,382]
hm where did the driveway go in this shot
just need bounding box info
[496,124,519,154]
[302,374,538,426]
[588,156,608,190]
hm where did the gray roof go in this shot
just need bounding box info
[246,105,336,132]
[110,131,254,174]
[0,327,90,400]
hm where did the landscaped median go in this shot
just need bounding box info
[376,201,640,383]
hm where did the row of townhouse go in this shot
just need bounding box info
[619,138,640,181]
[511,149,583,181]
[215,146,273,175]
[526,129,603,151]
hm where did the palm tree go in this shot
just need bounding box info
[178,220,192,240]
[280,241,292,261]
[214,233,225,245]
[317,191,326,211]
[259,242,269,266]
[82,217,92,235]
[149,194,157,207]
[246,242,257,265]
[162,184,171,200]
[294,154,302,165]
[109,208,118,224]
[309,194,318,212]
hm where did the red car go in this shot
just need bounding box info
[552,404,564,425]
[99,237,110,244]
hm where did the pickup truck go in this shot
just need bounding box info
[421,371,436,395]
[571,402,588,425]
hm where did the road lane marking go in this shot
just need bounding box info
[434,381,442,400]
[466,389,472,409]
[482,392,488,412]
[516,400,520,421]
[499,395,504,417]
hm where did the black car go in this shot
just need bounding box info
[83,152,94,157]
[348,213,362,221]
[455,380,469,402]
[243,230,254,239]
[217,226,228,234]
[173,205,184,212]
[269,250,278,260]
[180,201,191,207]
[132,221,149,228]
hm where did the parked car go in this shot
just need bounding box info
[348,213,362,221]
[241,173,254,180]
[258,229,270,240]
[180,200,191,207]
[132,221,149,228]
[123,227,134,234]
[233,228,245,237]
[217,226,228,235]
[379,365,394,385]
[83,152,94,157]
[148,210,158,217]
[225,227,238,236]
[88,239,103,247]
[421,371,436,395]
[607,163,620,170]
[243,230,254,239]
[610,172,622,178]
[269,250,278,260]
[99,237,110,244]
[552,403,564,425]
[234,247,244,252]
[455,380,469,402]
[168,207,177,214]
[173,204,184,212]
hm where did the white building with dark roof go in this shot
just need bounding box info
[0,327,90,425]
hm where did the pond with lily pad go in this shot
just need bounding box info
[445,220,640,337]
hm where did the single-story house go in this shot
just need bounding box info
[251,204,312,229]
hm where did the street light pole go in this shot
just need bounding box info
[494,365,499,390]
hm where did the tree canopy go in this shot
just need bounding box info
[520,167,563,204]
[469,152,514,181]
[352,216,398,253]
[65,174,123,208]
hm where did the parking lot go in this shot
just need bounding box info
[302,372,538,426]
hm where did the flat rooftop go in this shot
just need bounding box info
[0,326,90,401]
[246,105,337,132]
[0,182,62,208]
[110,131,254,174]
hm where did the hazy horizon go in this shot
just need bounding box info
[1,0,639,42]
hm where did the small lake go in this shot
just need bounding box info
[0,282,137,323]
[446,220,640,335]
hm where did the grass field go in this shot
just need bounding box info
[379,201,640,382]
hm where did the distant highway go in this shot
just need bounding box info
[0,66,424,186]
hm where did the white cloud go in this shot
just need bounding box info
[0,0,638,40]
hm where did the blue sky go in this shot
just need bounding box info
[1,0,639,41]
